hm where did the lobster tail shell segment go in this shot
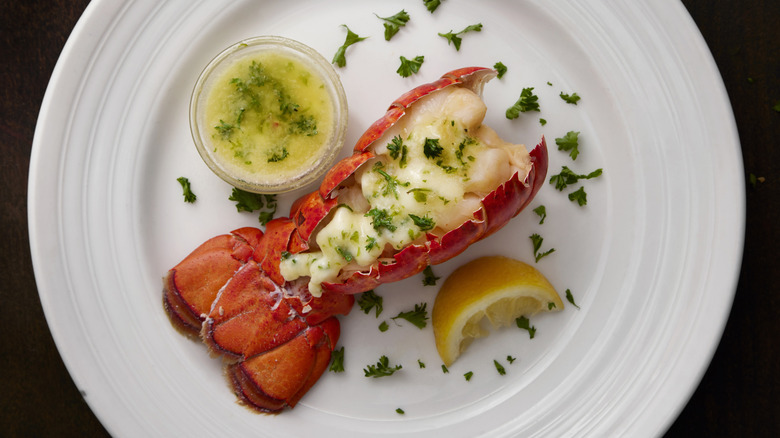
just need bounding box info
[162,227,264,336]
[227,318,340,413]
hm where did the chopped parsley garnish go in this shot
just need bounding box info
[530,233,555,262]
[363,355,402,378]
[267,146,289,163]
[365,208,397,232]
[289,115,318,136]
[365,235,379,251]
[494,360,506,375]
[397,55,425,77]
[441,364,449,373]
[568,186,588,206]
[549,166,603,191]
[533,205,547,224]
[565,288,580,309]
[375,10,410,41]
[494,61,507,79]
[423,137,443,159]
[176,177,196,203]
[375,166,409,198]
[507,355,516,364]
[464,371,473,381]
[554,131,581,160]
[357,290,383,317]
[506,87,540,118]
[228,189,277,225]
[329,346,345,372]
[436,161,457,173]
[214,120,234,139]
[409,214,435,231]
[386,137,409,168]
[392,303,428,329]
[378,321,389,331]
[396,408,405,415]
[332,25,368,68]
[386,136,407,163]
[335,246,354,262]
[418,359,426,368]
[422,265,440,286]
[540,118,547,126]
[559,92,581,105]
[438,23,483,51]
[455,137,476,166]
[548,302,557,310]
[515,316,536,339]
[423,0,442,13]
[408,188,431,202]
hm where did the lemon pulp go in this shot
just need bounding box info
[432,256,563,366]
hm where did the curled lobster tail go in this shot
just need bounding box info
[162,67,547,413]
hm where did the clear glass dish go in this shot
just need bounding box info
[190,35,348,193]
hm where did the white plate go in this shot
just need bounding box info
[29,0,743,436]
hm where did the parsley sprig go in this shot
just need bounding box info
[229,189,277,225]
[364,355,402,378]
[559,92,581,105]
[357,290,383,317]
[375,10,410,41]
[506,87,540,118]
[392,303,429,329]
[565,289,580,309]
[177,177,196,203]
[554,131,581,160]
[423,0,443,13]
[516,316,536,339]
[530,233,555,262]
[397,55,425,77]
[332,25,368,68]
[533,205,547,224]
[568,186,589,206]
[438,23,482,51]
[422,265,440,286]
[329,347,345,372]
[493,61,507,79]
[494,359,506,375]
[549,166,603,191]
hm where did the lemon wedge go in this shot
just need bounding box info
[432,256,563,366]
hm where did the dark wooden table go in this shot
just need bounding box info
[2,1,777,436]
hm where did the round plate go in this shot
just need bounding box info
[29,0,743,436]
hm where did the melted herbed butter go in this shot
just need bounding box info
[204,52,333,184]
[280,87,531,296]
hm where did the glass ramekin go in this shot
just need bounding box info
[190,36,348,193]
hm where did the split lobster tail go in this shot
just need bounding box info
[162,66,547,413]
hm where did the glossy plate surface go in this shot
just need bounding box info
[29,0,743,436]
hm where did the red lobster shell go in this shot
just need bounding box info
[162,66,548,413]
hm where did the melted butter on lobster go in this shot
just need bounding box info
[162,67,548,413]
